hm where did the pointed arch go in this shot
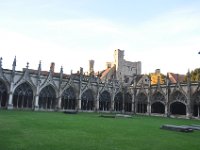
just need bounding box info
[81,89,94,110]
[151,102,165,114]
[114,92,123,111]
[124,93,132,112]
[151,91,165,104]
[191,90,200,117]
[39,85,57,110]
[99,90,111,111]
[170,102,186,115]
[0,80,8,108]
[169,90,187,104]
[13,82,34,109]
[61,87,76,110]
[136,92,147,113]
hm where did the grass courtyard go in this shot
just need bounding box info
[0,110,200,150]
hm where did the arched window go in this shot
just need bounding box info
[191,91,200,117]
[13,82,33,109]
[81,89,94,110]
[114,92,123,111]
[0,81,7,108]
[151,102,165,114]
[152,92,165,102]
[136,93,147,113]
[61,87,76,110]
[170,91,187,104]
[170,102,186,115]
[39,85,56,110]
[99,91,111,111]
[125,93,132,112]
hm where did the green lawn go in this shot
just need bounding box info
[0,110,200,150]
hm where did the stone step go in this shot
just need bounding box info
[161,124,193,132]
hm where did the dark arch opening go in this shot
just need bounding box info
[99,91,111,111]
[39,85,56,110]
[13,82,33,109]
[191,91,200,117]
[170,102,186,115]
[0,80,8,108]
[151,102,165,114]
[193,104,200,117]
[61,87,76,110]
[114,92,123,111]
[137,102,147,113]
[125,93,132,112]
[81,89,94,110]
[136,93,147,113]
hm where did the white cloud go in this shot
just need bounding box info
[121,7,200,74]
[0,5,200,75]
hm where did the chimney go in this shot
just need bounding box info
[50,62,55,73]
[89,60,94,75]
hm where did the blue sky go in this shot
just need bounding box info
[0,0,200,74]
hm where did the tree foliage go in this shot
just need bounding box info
[190,68,200,81]
[149,73,165,85]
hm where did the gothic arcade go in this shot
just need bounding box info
[0,58,200,119]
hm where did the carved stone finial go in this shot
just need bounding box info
[13,56,16,67]
[60,66,63,73]
[60,66,63,79]
[0,57,2,68]
[26,62,29,69]
[38,60,41,71]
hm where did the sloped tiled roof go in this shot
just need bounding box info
[100,68,111,79]
[168,72,185,83]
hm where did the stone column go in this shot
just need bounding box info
[186,103,192,119]
[34,95,39,111]
[147,102,151,115]
[122,91,125,113]
[96,99,99,112]
[57,96,62,110]
[34,86,40,111]
[111,95,115,112]
[147,93,151,115]
[132,94,135,114]
[131,102,134,114]
[78,95,82,110]
[186,70,192,119]
[7,83,14,109]
[164,103,168,117]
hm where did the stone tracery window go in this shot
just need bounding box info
[170,91,186,104]
[99,91,111,111]
[191,91,200,117]
[136,92,147,113]
[61,87,76,110]
[81,89,94,110]
[13,82,33,109]
[39,85,56,110]
[0,81,7,108]
[114,92,123,111]
[152,92,165,102]
[125,93,132,112]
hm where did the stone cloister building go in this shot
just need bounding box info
[0,56,200,119]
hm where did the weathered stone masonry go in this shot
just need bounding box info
[0,57,200,119]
